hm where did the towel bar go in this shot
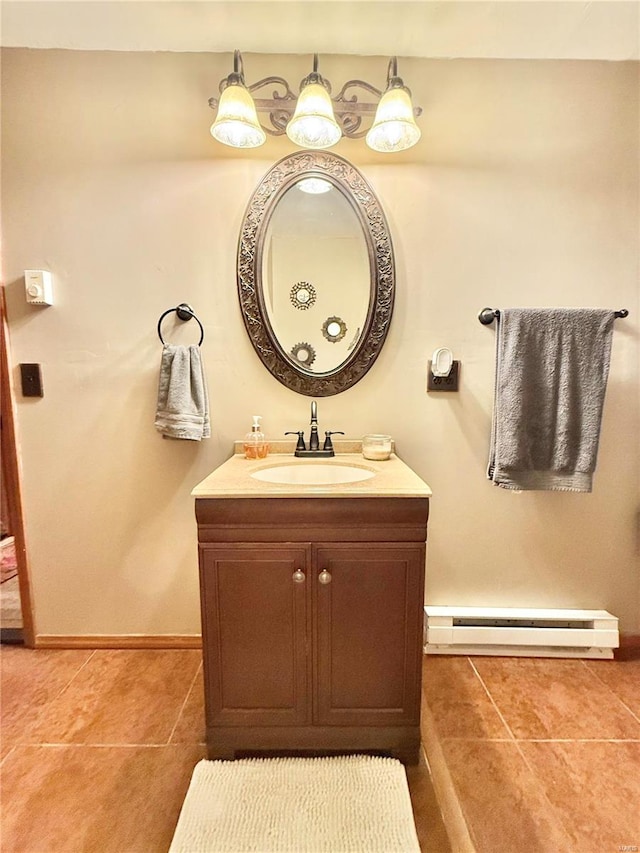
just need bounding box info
[157,303,204,345]
[478,307,629,325]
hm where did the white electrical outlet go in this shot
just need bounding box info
[24,270,53,305]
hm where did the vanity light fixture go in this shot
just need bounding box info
[285,55,342,149]
[366,57,421,153]
[209,50,266,148]
[208,51,422,153]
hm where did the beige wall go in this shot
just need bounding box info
[2,49,638,637]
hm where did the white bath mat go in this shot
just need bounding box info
[169,755,420,852]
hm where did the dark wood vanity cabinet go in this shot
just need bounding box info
[314,543,424,729]
[195,497,429,764]
[199,544,310,728]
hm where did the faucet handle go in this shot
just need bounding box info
[323,431,344,452]
[285,431,306,452]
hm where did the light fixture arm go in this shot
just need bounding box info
[234,49,243,78]
[298,53,331,93]
[208,51,421,141]
[333,79,384,138]
[221,48,246,89]
[385,56,412,95]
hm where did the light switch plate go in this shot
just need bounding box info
[20,363,44,397]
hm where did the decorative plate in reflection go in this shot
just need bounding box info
[290,281,317,310]
[290,342,316,366]
[321,316,347,343]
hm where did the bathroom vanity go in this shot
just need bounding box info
[192,448,431,764]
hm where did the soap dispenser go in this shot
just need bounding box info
[244,415,268,460]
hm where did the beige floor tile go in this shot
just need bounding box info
[26,649,202,745]
[441,739,574,853]
[585,659,640,719]
[170,664,206,744]
[423,656,510,740]
[473,658,640,739]
[9,648,637,853]
[520,741,640,853]
[1,647,94,747]
[1,743,205,853]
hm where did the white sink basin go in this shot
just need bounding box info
[251,463,376,486]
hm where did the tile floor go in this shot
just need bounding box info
[1,647,450,853]
[422,654,640,853]
[4,648,638,853]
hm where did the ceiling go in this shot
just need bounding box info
[1,1,638,61]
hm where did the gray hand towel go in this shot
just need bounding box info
[155,344,210,441]
[488,308,615,492]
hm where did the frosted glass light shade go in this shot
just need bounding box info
[210,83,266,148]
[366,87,421,153]
[286,83,342,149]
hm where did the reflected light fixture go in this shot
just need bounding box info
[297,177,333,194]
[208,51,422,153]
[210,50,266,148]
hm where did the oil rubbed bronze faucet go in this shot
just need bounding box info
[309,400,320,451]
[285,401,344,458]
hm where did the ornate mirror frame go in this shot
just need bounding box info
[237,151,395,396]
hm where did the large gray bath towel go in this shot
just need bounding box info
[155,344,210,440]
[488,308,615,492]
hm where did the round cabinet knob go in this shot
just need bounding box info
[318,569,332,585]
[292,570,306,584]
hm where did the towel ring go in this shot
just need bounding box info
[157,303,204,346]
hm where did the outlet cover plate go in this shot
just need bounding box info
[428,360,460,392]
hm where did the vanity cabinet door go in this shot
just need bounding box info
[314,543,425,727]
[199,544,311,727]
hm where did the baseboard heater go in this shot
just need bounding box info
[424,606,619,659]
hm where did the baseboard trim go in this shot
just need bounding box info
[34,634,202,649]
[36,631,637,654]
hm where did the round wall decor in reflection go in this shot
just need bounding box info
[322,316,347,343]
[290,342,317,366]
[290,281,317,310]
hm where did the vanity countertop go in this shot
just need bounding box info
[192,451,432,499]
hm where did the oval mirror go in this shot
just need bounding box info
[237,151,394,396]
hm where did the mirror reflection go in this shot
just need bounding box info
[261,179,370,374]
[237,151,394,397]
